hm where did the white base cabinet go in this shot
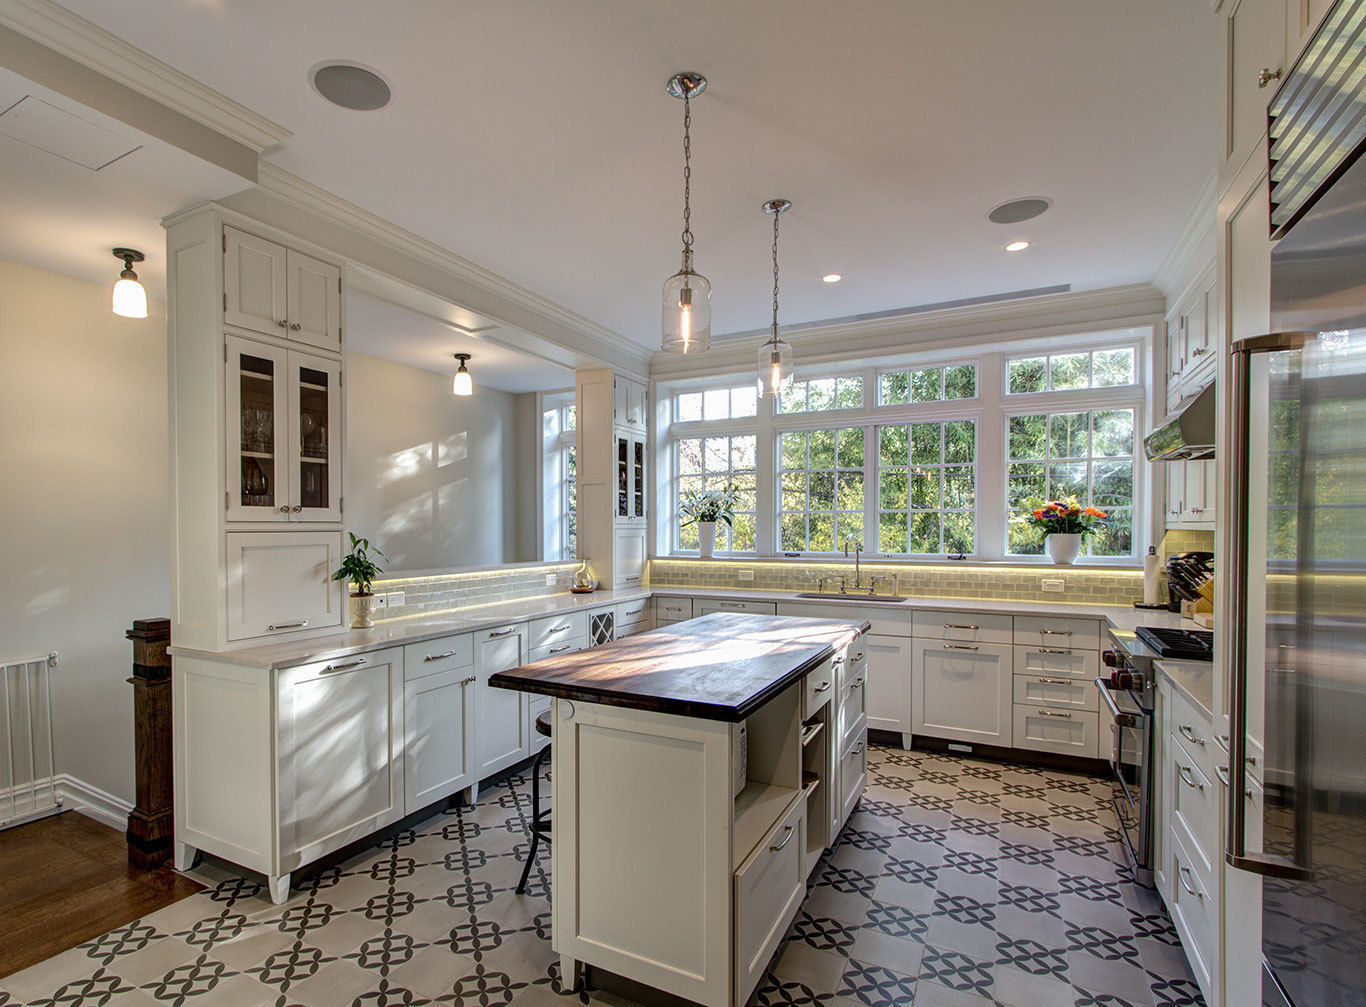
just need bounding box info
[476,623,531,779]
[403,640,477,810]
[912,640,1012,747]
[863,634,911,746]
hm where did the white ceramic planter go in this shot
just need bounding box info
[1045,533,1082,566]
[350,592,376,629]
[698,521,717,559]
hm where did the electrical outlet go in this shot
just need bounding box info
[372,593,388,609]
[387,591,405,607]
[1041,579,1065,593]
[546,573,557,586]
[738,569,755,582]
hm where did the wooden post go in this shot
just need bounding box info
[126,618,173,869]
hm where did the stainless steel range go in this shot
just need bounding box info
[1097,626,1214,887]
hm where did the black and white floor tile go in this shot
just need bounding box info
[0,745,1204,1007]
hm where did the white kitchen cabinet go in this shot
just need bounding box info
[695,599,777,617]
[403,637,477,811]
[1222,0,1287,181]
[1165,268,1217,407]
[612,374,647,429]
[615,599,652,637]
[863,634,911,747]
[476,622,531,779]
[613,526,647,589]
[225,531,345,642]
[224,226,342,353]
[912,640,1013,748]
[615,429,647,523]
[655,596,693,624]
[1286,0,1333,59]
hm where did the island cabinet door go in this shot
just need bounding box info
[863,634,911,736]
[912,641,1012,747]
[734,797,806,1005]
[475,623,530,778]
[276,647,404,872]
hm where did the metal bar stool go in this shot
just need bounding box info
[516,710,553,894]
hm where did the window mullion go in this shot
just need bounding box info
[977,353,1006,561]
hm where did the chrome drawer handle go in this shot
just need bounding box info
[322,657,367,673]
[622,575,641,584]
[832,656,845,666]
[488,628,515,638]
[719,602,746,609]
[549,644,572,654]
[1216,764,1254,798]
[277,319,288,328]
[546,623,571,633]
[1038,647,1072,655]
[943,643,979,651]
[424,649,463,662]
[624,608,643,617]
[1035,677,1072,685]
[814,681,832,693]
[944,623,979,630]
[460,675,476,686]
[1178,865,1204,899]
[854,652,865,661]
[769,825,794,852]
[268,619,309,631]
[851,676,864,688]
[1038,710,1072,718]
[290,322,301,331]
[852,743,866,755]
[1041,629,1072,636]
[1178,724,1206,746]
[1177,764,1204,791]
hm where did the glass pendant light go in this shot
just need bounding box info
[661,72,711,354]
[111,248,148,318]
[757,199,794,399]
[451,353,473,396]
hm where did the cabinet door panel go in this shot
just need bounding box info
[864,634,911,735]
[913,642,1012,746]
[1225,0,1286,170]
[226,336,289,523]
[476,626,529,777]
[287,351,342,522]
[285,249,342,352]
[224,227,286,337]
[613,526,646,588]
[226,532,344,641]
[405,668,475,810]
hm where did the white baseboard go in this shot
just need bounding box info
[56,774,133,830]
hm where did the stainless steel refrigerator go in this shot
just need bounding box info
[1227,146,1366,1006]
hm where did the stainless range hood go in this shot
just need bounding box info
[1144,383,1215,461]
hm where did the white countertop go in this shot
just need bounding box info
[1156,659,1216,720]
[171,584,1203,671]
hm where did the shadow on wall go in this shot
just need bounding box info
[376,431,471,567]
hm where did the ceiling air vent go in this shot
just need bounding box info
[1268,0,1366,237]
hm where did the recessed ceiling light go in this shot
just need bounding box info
[310,62,393,111]
[1005,240,1030,252]
[988,197,1052,224]
[822,273,842,283]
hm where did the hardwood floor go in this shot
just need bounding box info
[0,811,202,978]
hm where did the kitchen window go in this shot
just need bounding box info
[879,363,977,405]
[675,433,758,553]
[542,395,577,561]
[777,374,864,413]
[779,426,865,552]
[877,420,976,555]
[1007,346,1136,394]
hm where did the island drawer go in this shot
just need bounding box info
[1013,674,1098,711]
[838,725,868,826]
[1013,616,1102,651]
[404,634,474,680]
[734,796,805,1004]
[654,595,693,623]
[529,612,588,651]
[803,657,837,719]
[912,611,1012,645]
[839,666,866,750]
[1013,646,1099,681]
[695,599,777,617]
[1011,706,1099,758]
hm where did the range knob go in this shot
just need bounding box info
[1102,650,1119,668]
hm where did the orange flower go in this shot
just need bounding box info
[1085,507,1107,518]
[1032,509,1044,519]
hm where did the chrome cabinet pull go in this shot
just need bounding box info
[322,657,367,673]
[1215,764,1254,798]
[1178,724,1206,746]
[546,623,571,633]
[278,505,290,513]
[549,644,572,654]
[814,681,832,693]
[1177,764,1204,791]
[268,619,308,631]
[851,676,864,688]
[1258,66,1282,88]
[718,601,747,609]
[488,627,515,638]
[291,504,303,512]
[1036,677,1071,685]
[290,322,301,331]
[832,656,845,666]
[854,652,865,661]
[1038,647,1072,655]
[460,675,476,685]
[944,623,979,630]
[277,319,288,328]
[624,608,643,616]
[942,643,979,651]
[852,743,866,755]
[1178,865,1204,899]
[769,825,794,852]
[1038,709,1072,718]
[1040,629,1072,636]
[424,649,463,662]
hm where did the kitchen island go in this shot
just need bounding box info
[490,612,870,1007]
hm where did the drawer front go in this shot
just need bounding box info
[838,724,868,826]
[734,797,805,1003]
[1168,688,1214,781]
[912,611,1013,645]
[1013,615,1102,651]
[1012,646,1099,681]
[654,595,693,623]
[615,599,651,629]
[530,639,584,663]
[403,633,474,681]
[695,598,778,617]
[804,657,837,719]
[1012,706,1099,758]
[1013,674,1098,711]
[1170,741,1217,874]
[529,611,589,651]
[839,663,867,751]
[1168,824,1215,997]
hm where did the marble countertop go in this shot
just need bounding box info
[171,583,1202,671]
[1156,659,1216,720]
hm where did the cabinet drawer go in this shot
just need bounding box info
[803,657,837,719]
[838,723,868,826]
[404,634,474,680]
[654,596,693,623]
[615,599,651,632]
[1168,686,1215,781]
[1170,741,1217,875]
[839,664,867,751]
[529,611,588,651]
[912,611,1012,645]
[1168,823,1215,997]
[1013,646,1099,681]
[734,797,805,1004]
[530,639,584,663]
[696,599,778,617]
[1013,674,1098,711]
[1012,706,1099,758]
[1012,616,1102,651]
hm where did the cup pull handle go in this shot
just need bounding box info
[1177,764,1204,791]
[769,825,794,852]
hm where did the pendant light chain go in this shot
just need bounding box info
[681,91,694,257]
[770,208,781,339]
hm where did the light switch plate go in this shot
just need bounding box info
[546,573,557,586]
[387,591,405,607]
[738,569,755,581]
[1041,579,1065,593]
[372,593,388,608]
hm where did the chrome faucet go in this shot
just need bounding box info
[844,536,862,592]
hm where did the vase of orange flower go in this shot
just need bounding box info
[1022,498,1107,565]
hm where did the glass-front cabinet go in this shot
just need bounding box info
[227,334,341,523]
[615,429,646,522]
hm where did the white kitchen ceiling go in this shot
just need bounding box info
[41,1,1219,347]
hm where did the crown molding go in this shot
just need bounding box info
[0,0,290,152]
[1152,170,1217,300]
[254,163,650,366]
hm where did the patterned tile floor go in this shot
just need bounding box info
[0,744,1204,1007]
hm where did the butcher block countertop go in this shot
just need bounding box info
[489,612,870,721]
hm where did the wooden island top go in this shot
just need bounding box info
[488,612,869,721]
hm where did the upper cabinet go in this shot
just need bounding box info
[224,226,342,354]
[616,429,647,523]
[613,375,648,430]
[1165,267,1218,412]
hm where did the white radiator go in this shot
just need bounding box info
[1,652,61,830]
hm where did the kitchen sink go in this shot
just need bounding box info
[795,592,911,604]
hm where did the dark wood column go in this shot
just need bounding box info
[125,618,173,869]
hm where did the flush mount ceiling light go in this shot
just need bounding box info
[451,353,473,396]
[822,273,842,283]
[988,197,1052,225]
[111,247,147,318]
[1005,240,1031,252]
[660,72,711,354]
[757,198,794,399]
[310,62,393,111]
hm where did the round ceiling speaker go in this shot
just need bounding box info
[987,197,1052,225]
[310,62,392,111]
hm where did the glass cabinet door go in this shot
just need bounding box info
[288,352,342,522]
[226,335,288,522]
[617,434,629,518]
[632,436,646,520]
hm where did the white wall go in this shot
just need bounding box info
[345,352,521,570]
[0,258,169,812]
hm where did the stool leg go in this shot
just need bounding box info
[516,746,548,894]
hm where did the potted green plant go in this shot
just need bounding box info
[680,483,737,559]
[1017,497,1107,565]
[333,532,388,628]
